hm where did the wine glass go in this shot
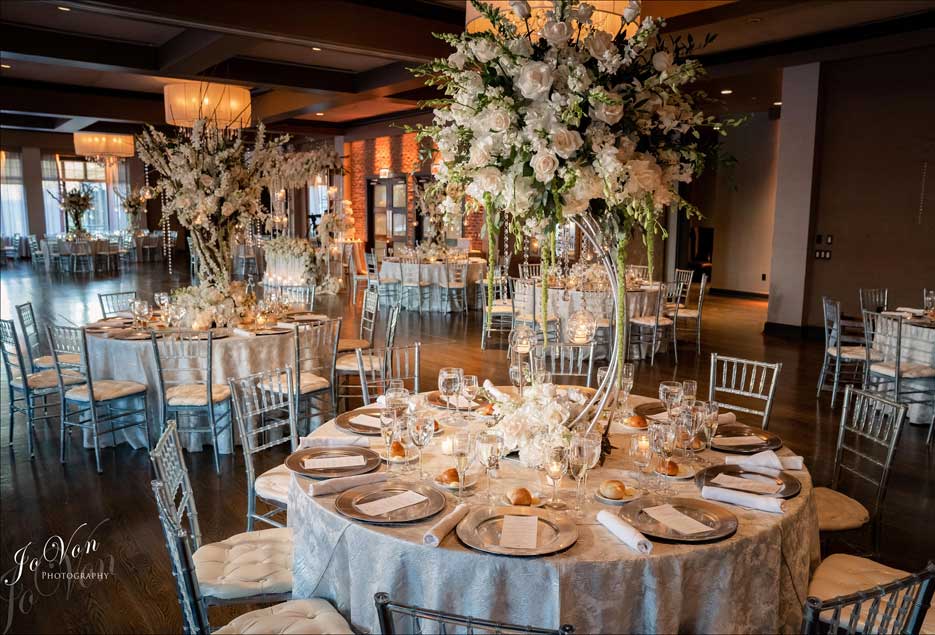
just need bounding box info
[658,381,683,424]
[620,363,635,415]
[379,407,398,474]
[407,413,435,479]
[384,386,409,431]
[532,369,553,386]
[476,431,503,504]
[569,434,599,518]
[650,422,677,497]
[629,433,652,491]
[154,292,170,316]
[438,367,462,422]
[462,374,479,404]
[452,432,476,502]
[682,379,697,402]
[543,445,568,509]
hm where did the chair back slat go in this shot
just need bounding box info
[673,268,693,304]
[15,302,43,371]
[358,343,421,405]
[0,319,28,382]
[360,289,379,344]
[519,263,541,279]
[99,291,138,318]
[533,343,595,387]
[150,421,202,548]
[708,353,782,429]
[859,288,889,314]
[278,285,315,311]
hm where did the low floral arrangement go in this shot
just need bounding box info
[56,184,95,239]
[263,236,320,283]
[170,281,250,330]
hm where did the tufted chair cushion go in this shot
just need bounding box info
[11,369,85,390]
[335,353,380,373]
[66,379,146,402]
[870,361,935,379]
[214,599,353,634]
[193,527,293,600]
[165,383,232,406]
[254,464,291,505]
[665,308,698,319]
[809,554,934,634]
[813,486,870,531]
[260,372,329,395]
[630,315,673,327]
[33,353,81,369]
[337,338,369,352]
[487,304,513,316]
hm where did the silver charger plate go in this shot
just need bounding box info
[618,495,738,543]
[334,482,446,524]
[694,464,801,499]
[710,423,782,454]
[633,401,666,418]
[425,390,491,412]
[335,408,384,436]
[285,446,380,479]
[457,506,578,557]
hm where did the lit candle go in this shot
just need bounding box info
[637,436,650,453]
[572,325,590,344]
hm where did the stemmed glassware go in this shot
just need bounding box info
[619,363,635,415]
[461,374,479,422]
[543,445,568,509]
[131,299,152,330]
[629,433,652,491]
[407,413,435,479]
[452,432,476,502]
[650,422,677,497]
[438,367,462,423]
[681,379,697,403]
[658,381,683,424]
[476,431,503,504]
[379,407,398,474]
[154,292,170,317]
[569,433,599,518]
[509,362,530,397]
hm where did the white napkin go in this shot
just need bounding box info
[115,311,134,319]
[232,328,255,338]
[96,317,128,326]
[276,322,298,330]
[376,395,386,407]
[724,450,803,471]
[299,436,371,450]
[423,504,469,547]
[307,472,388,497]
[597,510,653,554]
[895,307,924,316]
[701,485,784,514]
[445,395,477,408]
[482,380,510,402]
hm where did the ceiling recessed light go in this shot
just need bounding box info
[720,89,733,95]
[315,112,325,116]
[773,101,782,106]
[312,47,322,52]
[57,5,71,11]
[0,64,10,69]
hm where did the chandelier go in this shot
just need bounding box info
[163,82,252,129]
[466,1,639,37]
[73,132,135,165]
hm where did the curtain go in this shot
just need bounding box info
[40,154,129,234]
[1,151,29,238]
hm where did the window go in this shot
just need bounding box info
[0,151,29,238]
[307,184,329,235]
[41,154,129,235]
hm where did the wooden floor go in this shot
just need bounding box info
[0,260,932,634]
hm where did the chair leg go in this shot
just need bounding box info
[695,319,701,355]
[26,399,36,458]
[830,357,842,409]
[246,486,256,532]
[209,408,222,475]
[92,419,103,474]
[816,353,829,398]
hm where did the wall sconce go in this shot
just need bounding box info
[379,168,391,179]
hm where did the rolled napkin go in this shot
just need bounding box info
[482,380,510,402]
[307,472,388,497]
[232,328,256,338]
[724,449,804,471]
[895,307,925,316]
[597,510,653,554]
[299,436,371,450]
[701,485,784,513]
[423,504,469,547]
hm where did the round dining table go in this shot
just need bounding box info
[378,257,488,311]
[288,393,819,634]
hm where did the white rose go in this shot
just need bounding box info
[460,71,484,96]
[562,195,589,216]
[508,37,533,58]
[625,157,663,195]
[448,51,466,70]
[505,175,536,212]
[517,61,554,100]
[509,0,531,19]
[623,0,640,23]
[530,150,559,183]
[469,166,503,196]
[471,38,498,64]
[585,30,613,59]
[468,136,493,167]
[591,98,624,125]
[550,126,583,159]
[486,108,512,132]
[652,51,672,73]
[540,20,572,46]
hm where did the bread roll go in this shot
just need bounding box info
[389,440,406,458]
[507,487,533,506]
[656,459,680,476]
[478,403,495,416]
[599,479,631,500]
[436,467,459,485]
[624,414,648,429]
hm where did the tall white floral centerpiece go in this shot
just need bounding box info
[119,186,152,235]
[137,120,288,291]
[413,0,733,434]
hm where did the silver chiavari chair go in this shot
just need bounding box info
[338,287,379,353]
[274,319,341,431]
[351,251,377,301]
[625,264,649,282]
[440,258,469,313]
[48,324,148,473]
[481,274,514,350]
[71,239,94,273]
[862,311,935,444]
[802,558,934,635]
[1,320,84,457]
[629,282,679,366]
[817,297,878,409]
[149,421,303,633]
[400,255,432,313]
[669,268,694,309]
[27,235,45,270]
[533,342,595,387]
[708,352,782,430]
[511,277,561,347]
[375,593,575,635]
[98,290,138,318]
[859,288,889,314]
[152,330,233,474]
[813,386,907,552]
[519,262,541,279]
[16,301,73,371]
[358,343,422,406]
[277,284,315,311]
[665,273,707,355]
[229,367,297,531]
[337,304,401,410]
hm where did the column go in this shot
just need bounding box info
[21,147,46,239]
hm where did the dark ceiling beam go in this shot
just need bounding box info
[0,113,65,132]
[0,22,157,72]
[65,0,459,62]
[354,61,424,95]
[204,57,356,92]
[157,29,255,74]
[0,79,166,124]
[54,117,100,133]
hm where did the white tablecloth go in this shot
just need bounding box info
[289,393,819,634]
[879,321,935,423]
[379,258,487,311]
[85,331,293,452]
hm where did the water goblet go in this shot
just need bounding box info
[658,381,683,424]
[650,422,677,497]
[452,432,476,502]
[476,431,503,504]
[154,292,170,316]
[543,445,568,509]
[569,433,599,518]
[407,413,435,479]
[620,363,635,415]
[629,433,652,491]
[438,367,462,423]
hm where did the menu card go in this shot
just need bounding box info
[356,490,427,516]
[711,472,781,495]
[642,504,712,535]
[303,455,366,470]
[349,414,382,429]
[713,436,765,447]
[500,515,539,549]
[444,395,478,408]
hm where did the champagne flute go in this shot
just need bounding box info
[452,432,475,502]
[407,413,435,479]
[569,434,599,518]
[438,367,462,422]
[658,381,683,425]
[682,379,697,403]
[543,445,568,509]
[379,407,398,474]
[130,299,146,329]
[620,363,635,415]
[476,431,503,504]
